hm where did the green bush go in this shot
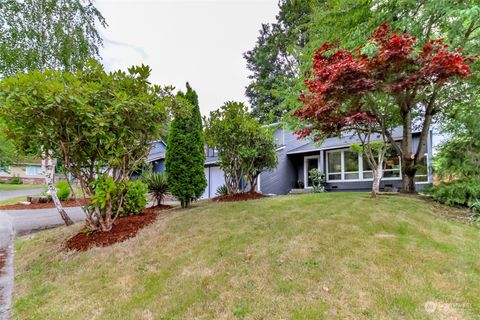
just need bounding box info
[309,168,326,193]
[55,180,71,201]
[90,176,147,218]
[8,175,23,184]
[429,180,480,207]
[120,180,148,216]
[216,185,228,196]
[141,171,168,206]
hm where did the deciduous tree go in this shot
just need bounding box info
[0,61,169,231]
[294,24,475,193]
[204,102,277,194]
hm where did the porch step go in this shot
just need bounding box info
[289,188,312,195]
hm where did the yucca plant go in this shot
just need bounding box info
[141,171,169,206]
[216,184,228,196]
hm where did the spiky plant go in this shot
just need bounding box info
[141,171,169,206]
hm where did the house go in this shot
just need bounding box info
[147,140,167,173]
[0,158,46,184]
[146,125,433,198]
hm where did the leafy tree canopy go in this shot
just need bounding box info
[246,0,480,124]
[294,23,475,192]
[0,0,106,76]
[204,102,278,194]
[0,60,170,230]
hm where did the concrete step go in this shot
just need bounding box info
[289,188,312,194]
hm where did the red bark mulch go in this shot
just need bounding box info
[212,192,267,202]
[65,204,172,251]
[0,198,90,210]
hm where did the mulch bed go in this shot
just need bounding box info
[65,204,172,251]
[212,192,267,202]
[0,198,90,210]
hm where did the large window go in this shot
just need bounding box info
[327,150,357,181]
[25,166,44,176]
[344,150,359,180]
[327,151,342,181]
[326,148,402,181]
[415,154,429,182]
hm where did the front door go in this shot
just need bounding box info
[305,156,319,188]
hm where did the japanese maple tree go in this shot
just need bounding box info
[294,23,475,193]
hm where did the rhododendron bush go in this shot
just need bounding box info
[294,23,476,193]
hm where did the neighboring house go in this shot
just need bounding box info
[0,158,45,184]
[146,125,433,198]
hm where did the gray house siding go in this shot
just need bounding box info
[259,147,297,195]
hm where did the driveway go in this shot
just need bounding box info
[2,207,86,236]
[0,188,43,202]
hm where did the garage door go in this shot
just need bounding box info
[201,166,225,199]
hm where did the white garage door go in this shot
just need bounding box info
[201,166,225,199]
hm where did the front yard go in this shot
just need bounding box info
[13,193,480,319]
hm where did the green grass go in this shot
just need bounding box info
[13,193,480,319]
[0,183,45,190]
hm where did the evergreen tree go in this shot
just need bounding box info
[165,83,207,208]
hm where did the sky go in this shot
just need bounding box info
[96,0,279,116]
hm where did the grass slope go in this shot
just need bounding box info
[13,193,480,319]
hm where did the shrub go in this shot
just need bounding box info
[216,185,228,196]
[309,168,326,193]
[429,180,480,207]
[120,180,148,216]
[470,200,480,222]
[8,175,23,184]
[141,171,168,206]
[55,180,71,201]
[90,176,147,219]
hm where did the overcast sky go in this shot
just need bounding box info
[96,0,279,116]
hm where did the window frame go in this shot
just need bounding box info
[25,165,44,176]
[303,155,320,188]
[326,148,402,182]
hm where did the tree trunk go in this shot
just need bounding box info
[42,155,73,226]
[371,164,383,198]
[401,157,417,193]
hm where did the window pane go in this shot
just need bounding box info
[363,171,373,179]
[416,157,428,175]
[328,152,341,173]
[415,175,428,182]
[26,166,44,176]
[383,170,400,178]
[344,151,359,172]
[345,172,359,180]
[328,173,341,180]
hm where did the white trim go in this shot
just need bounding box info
[304,155,320,188]
[287,147,321,155]
[326,148,402,183]
[275,145,286,151]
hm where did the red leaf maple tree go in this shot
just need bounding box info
[294,23,475,192]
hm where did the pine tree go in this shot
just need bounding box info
[165,83,207,208]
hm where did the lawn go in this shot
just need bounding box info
[0,184,45,191]
[13,193,480,319]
